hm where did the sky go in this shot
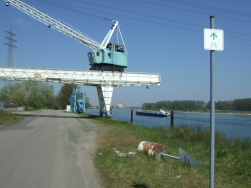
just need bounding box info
[0,0,251,107]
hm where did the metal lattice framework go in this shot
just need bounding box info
[0,66,161,86]
[4,26,17,67]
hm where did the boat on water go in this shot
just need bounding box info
[136,109,170,117]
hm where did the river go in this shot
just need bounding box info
[86,109,251,139]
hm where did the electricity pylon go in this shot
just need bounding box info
[4,25,17,85]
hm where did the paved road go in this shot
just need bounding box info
[0,110,102,188]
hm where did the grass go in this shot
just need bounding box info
[85,115,251,188]
[0,112,25,127]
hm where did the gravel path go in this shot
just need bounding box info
[0,110,103,188]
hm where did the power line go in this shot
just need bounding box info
[71,0,251,39]
[160,0,251,18]
[17,27,47,65]
[73,0,203,28]
[32,0,201,32]
[29,1,110,27]
[27,0,251,42]
[136,0,251,18]
[152,0,251,25]
[31,0,113,22]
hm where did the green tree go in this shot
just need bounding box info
[0,81,56,109]
[9,90,26,106]
[216,101,232,110]
[142,102,156,110]
[142,100,206,111]
[0,85,10,101]
[233,98,251,111]
[57,84,76,109]
[84,92,91,108]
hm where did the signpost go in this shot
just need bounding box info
[204,16,224,188]
[204,28,224,51]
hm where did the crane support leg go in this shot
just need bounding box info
[97,85,114,118]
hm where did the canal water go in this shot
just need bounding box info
[86,109,251,139]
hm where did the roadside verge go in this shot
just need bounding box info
[88,115,251,188]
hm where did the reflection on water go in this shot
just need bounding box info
[86,109,251,139]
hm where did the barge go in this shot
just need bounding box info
[136,110,169,117]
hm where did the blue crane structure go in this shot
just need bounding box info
[4,0,127,72]
[69,85,86,113]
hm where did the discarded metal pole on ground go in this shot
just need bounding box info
[131,109,134,123]
[171,111,174,128]
[138,141,204,168]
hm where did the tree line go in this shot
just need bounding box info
[0,81,91,110]
[1,81,250,112]
[142,100,206,111]
[142,99,251,111]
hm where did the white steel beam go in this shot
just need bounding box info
[0,66,161,87]
[0,66,161,118]
[97,85,114,118]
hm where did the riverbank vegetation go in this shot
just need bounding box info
[0,112,25,127]
[142,99,251,113]
[88,115,251,188]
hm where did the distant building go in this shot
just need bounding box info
[0,101,18,112]
[116,102,126,109]
[17,106,25,111]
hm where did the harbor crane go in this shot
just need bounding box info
[2,0,161,118]
[5,0,127,72]
[69,85,86,114]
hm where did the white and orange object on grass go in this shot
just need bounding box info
[138,141,204,168]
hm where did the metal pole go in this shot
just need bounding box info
[210,15,215,188]
[171,111,174,129]
[131,109,134,123]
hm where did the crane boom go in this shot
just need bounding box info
[4,0,110,50]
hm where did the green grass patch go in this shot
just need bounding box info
[85,114,251,188]
[0,112,26,127]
